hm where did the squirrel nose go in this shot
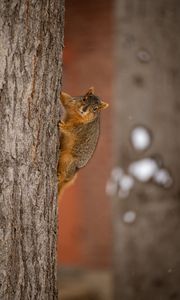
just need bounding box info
[99,101,109,109]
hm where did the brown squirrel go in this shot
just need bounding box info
[57,87,109,195]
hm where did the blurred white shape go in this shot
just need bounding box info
[123,211,136,224]
[120,175,134,192]
[105,179,118,197]
[137,49,151,62]
[131,126,151,151]
[117,175,134,198]
[111,167,124,182]
[153,168,173,188]
[129,158,158,182]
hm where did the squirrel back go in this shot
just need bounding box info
[68,116,100,168]
[58,87,108,195]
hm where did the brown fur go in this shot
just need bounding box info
[58,87,108,196]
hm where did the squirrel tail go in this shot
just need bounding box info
[58,173,78,198]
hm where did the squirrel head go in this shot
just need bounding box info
[61,87,109,123]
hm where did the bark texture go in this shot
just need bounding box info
[113,0,180,299]
[0,1,64,299]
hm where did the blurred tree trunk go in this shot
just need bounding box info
[113,0,180,299]
[0,1,64,299]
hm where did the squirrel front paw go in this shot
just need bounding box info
[59,120,66,130]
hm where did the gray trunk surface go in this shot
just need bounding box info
[0,1,64,299]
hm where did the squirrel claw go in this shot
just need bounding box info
[59,120,66,131]
[59,120,65,125]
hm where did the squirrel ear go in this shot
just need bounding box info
[99,101,109,110]
[85,87,95,97]
[88,87,95,94]
[60,92,72,103]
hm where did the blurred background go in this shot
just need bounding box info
[58,0,180,299]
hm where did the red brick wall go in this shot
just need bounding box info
[58,0,114,268]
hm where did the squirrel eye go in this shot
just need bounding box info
[93,106,98,112]
[82,97,86,102]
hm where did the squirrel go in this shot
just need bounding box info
[57,87,109,195]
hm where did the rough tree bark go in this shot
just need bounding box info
[0,1,64,299]
[113,0,180,299]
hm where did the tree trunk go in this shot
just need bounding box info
[0,1,64,299]
[113,0,180,299]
